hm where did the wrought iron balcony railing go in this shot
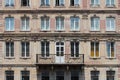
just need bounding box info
[36,54,84,65]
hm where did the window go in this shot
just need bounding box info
[41,41,49,57]
[21,0,29,6]
[5,70,14,80]
[56,42,64,56]
[91,17,100,31]
[71,41,79,57]
[71,71,79,80]
[56,17,64,31]
[91,42,99,58]
[70,0,79,6]
[41,71,49,80]
[21,17,30,31]
[107,42,115,58]
[6,42,14,57]
[106,17,115,31]
[91,0,99,6]
[41,0,50,6]
[55,0,64,6]
[41,17,50,31]
[21,42,29,57]
[5,17,14,31]
[56,71,64,80]
[106,0,115,7]
[5,0,14,6]
[21,71,30,80]
[91,71,99,80]
[107,71,115,80]
[70,17,80,31]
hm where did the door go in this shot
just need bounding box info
[55,42,65,63]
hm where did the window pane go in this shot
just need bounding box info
[21,71,30,80]
[107,42,111,57]
[11,42,14,57]
[6,42,9,57]
[5,71,14,80]
[26,42,29,57]
[96,42,99,57]
[111,42,114,57]
[21,42,25,57]
[91,42,94,57]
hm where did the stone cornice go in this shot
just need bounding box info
[0,10,120,14]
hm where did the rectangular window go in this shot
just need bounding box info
[5,17,14,31]
[70,0,79,6]
[107,42,115,58]
[71,41,79,57]
[41,71,49,80]
[21,42,29,57]
[56,42,64,56]
[5,0,14,6]
[21,0,29,6]
[56,71,64,80]
[91,17,100,31]
[41,41,49,57]
[70,17,80,31]
[6,42,14,57]
[5,70,14,80]
[55,0,64,6]
[41,0,50,6]
[106,17,115,31]
[41,17,50,31]
[107,71,115,80]
[106,0,114,6]
[91,42,99,58]
[91,0,99,6]
[91,71,99,80]
[56,17,64,31]
[21,17,30,31]
[21,71,30,80]
[71,71,79,80]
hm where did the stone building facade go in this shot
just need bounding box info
[0,0,120,80]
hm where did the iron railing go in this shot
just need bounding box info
[36,54,84,64]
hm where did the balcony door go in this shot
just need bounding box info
[55,42,65,63]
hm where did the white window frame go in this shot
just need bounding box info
[91,0,100,5]
[91,17,100,31]
[56,17,64,31]
[55,0,65,6]
[40,0,50,6]
[70,17,80,31]
[70,0,80,6]
[106,17,115,31]
[41,41,49,57]
[55,42,65,56]
[41,17,50,31]
[5,17,14,31]
[21,42,30,58]
[91,42,100,58]
[106,0,115,6]
[21,17,30,31]
[106,42,115,58]
[5,0,14,6]
[21,0,30,6]
[5,42,14,58]
[71,41,79,57]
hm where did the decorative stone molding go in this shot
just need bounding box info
[32,14,38,19]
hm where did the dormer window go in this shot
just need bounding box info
[21,0,30,6]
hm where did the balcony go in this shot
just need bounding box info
[36,54,84,65]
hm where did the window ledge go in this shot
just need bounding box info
[20,30,31,32]
[54,6,65,8]
[105,30,116,33]
[40,30,51,32]
[90,4,100,8]
[40,57,51,59]
[90,30,100,32]
[5,6,15,8]
[4,57,15,59]
[69,5,80,8]
[39,5,50,8]
[70,30,80,32]
[20,57,31,59]
[21,6,30,8]
[105,57,116,59]
[89,57,101,59]
[54,30,65,32]
[105,5,116,8]
[70,57,80,59]
[4,31,15,32]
